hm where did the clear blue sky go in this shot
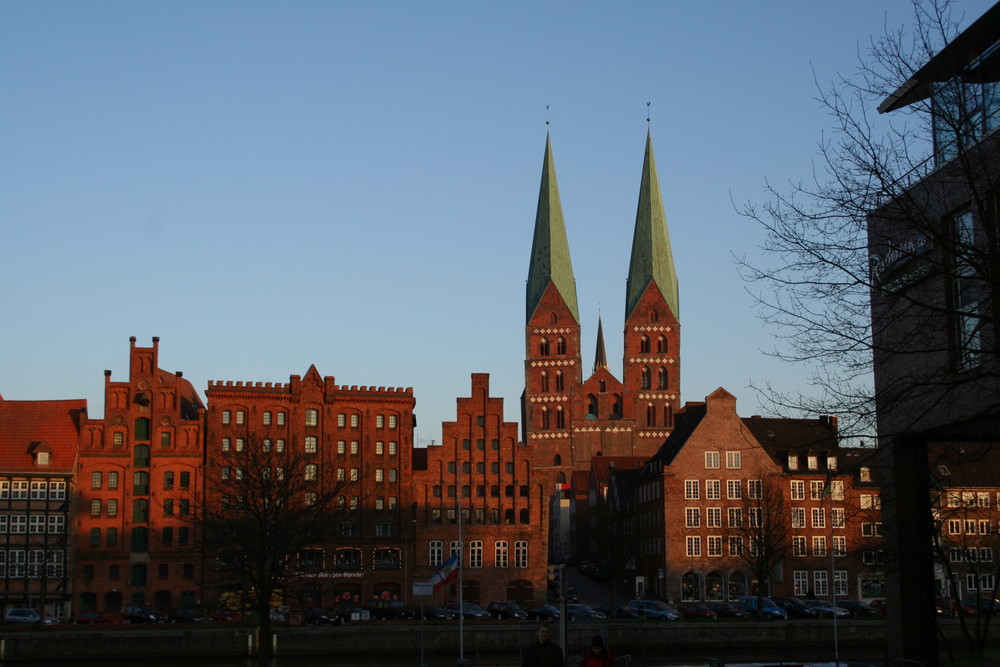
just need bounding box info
[2,1,993,446]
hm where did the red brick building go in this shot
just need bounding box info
[204,364,416,608]
[625,388,881,602]
[0,397,83,618]
[412,374,545,605]
[76,337,205,613]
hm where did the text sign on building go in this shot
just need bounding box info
[413,582,434,597]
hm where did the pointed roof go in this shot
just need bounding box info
[526,134,579,324]
[625,130,679,321]
[0,398,85,474]
[593,315,608,373]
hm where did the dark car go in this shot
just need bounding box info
[770,596,820,619]
[121,605,167,623]
[869,599,886,613]
[444,602,490,620]
[487,601,528,620]
[836,600,882,618]
[419,605,457,620]
[803,600,850,618]
[4,609,59,626]
[307,607,342,626]
[936,598,977,618]
[675,602,718,619]
[597,604,640,620]
[525,605,560,621]
[565,603,606,621]
[962,597,1000,616]
[167,608,210,623]
[366,600,416,620]
[704,602,748,618]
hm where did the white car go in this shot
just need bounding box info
[4,609,59,626]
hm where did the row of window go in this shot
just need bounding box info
[428,540,529,569]
[433,484,528,498]
[790,480,845,501]
[89,525,191,549]
[221,410,400,429]
[0,514,65,533]
[948,546,995,562]
[638,335,670,354]
[703,451,744,470]
[792,570,848,597]
[638,366,669,390]
[946,518,993,534]
[946,491,996,508]
[447,461,518,475]
[791,535,848,557]
[787,453,842,472]
[431,507,529,525]
[0,550,65,578]
[82,562,194,583]
[0,480,68,500]
[91,470,191,491]
[684,479,761,500]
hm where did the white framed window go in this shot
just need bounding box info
[684,480,699,500]
[685,508,701,527]
[832,508,846,528]
[350,468,359,481]
[812,507,826,529]
[749,508,763,527]
[788,454,799,470]
[47,515,65,533]
[728,507,743,527]
[813,570,829,596]
[707,507,722,528]
[276,439,285,452]
[706,480,721,499]
[305,464,317,481]
[337,413,346,427]
[831,480,844,501]
[305,409,319,427]
[748,480,762,499]
[791,507,806,528]
[686,536,702,557]
[863,522,882,537]
[729,536,743,556]
[725,451,742,469]
[708,536,723,556]
[277,412,286,426]
[794,570,809,596]
[30,481,47,499]
[90,499,101,517]
[495,541,508,568]
[429,540,442,566]
[833,536,846,557]
[49,481,66,499]
[29,515,45,533]
[793,536,807,556]
[350,441,359,455]
[337,440,346,454]
[222,410,231,425]
[376,415,384,429]
[705,451,720,469]
[304,436,318,453]
[375,441,384,455]
[790,480,805,500]
[469,540,483,568]
[12,481,28,499]
[375,469,384,483]
[827,456,838,471]
[263,412,272,426]
[860,494,880,509]
[812,536,827,557]
[221,437,232,452]
[235,438,244,452]
[389,441,397,456]
[727,480,742,499]
[389,415,397,429]
[92,472,102,490]
[9,516,26,533]
[235,410,245,425]
[834,570,848,596]
[337,468,345,481]
[350,414,359,428]
[107,499,118,518]
[810,481,825,500]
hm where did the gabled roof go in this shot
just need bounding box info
[626,130,679,321]
[650,400,708,465]
[742,415,839,465]
[929,441,1000,488]
[154,367,204,419]
[0,398,85,474]
[526,134,579,324]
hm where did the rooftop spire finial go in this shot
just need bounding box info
[646,101,651,126]
[546,105,550,127]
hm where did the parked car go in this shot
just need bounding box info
[167,608,210,623]
[597,603,640,620]
[936,598,978,618]
[366,600,416,620]
[737,596,787,619]
[704,602,748,618]
[868,599,886,614]
[962,597,1000,616]
[565,603,606,621]
[525,605,560,621]
[835,600,882,618]
[487,601,528,620]
[121,605,168,623]
[675,602,718,619]
[627,599,681,621]
[4,609,59,626]
[307,607,342,626]
[419,605,457,620]
[205,610,240,622]
[803,600,851,618]
[444,602,490,620]
[74,611,128,625]
[769,596,820,619]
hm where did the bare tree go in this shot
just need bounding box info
[194,434,345,666]
[730,473,790,615]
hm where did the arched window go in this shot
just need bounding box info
[541,408,550,430]
[556,472,566,484]
[613,395,622,417]
[133,498,149,523]
[429,541,443,566]
[657,335,668,353]
[553,453,561,466]
[705,571,725,601]
[641,367,651,390]
[728,571,749,600]
[134,444,149,467]
[549,312,558,325]
[657,367,668,390]
[555,371,564,391]
[640,335,650,353]
[587,394,598,416]
[649,310,659,322]
[469,541,483,568]
[133,471,149,495]
[556,337,566,355]
[646,404,657,426]
[540,372,549,393]
[664,404,673,427]
[681,571,701,600]
[555,407,565,428]
[539,338,550,356]
[495,541,509,568]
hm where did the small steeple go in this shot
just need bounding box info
[625,130,679,320]
[593,315,608,373]
[526,133,580,324]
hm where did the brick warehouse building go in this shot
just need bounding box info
[75,337,205,613]
[411,374,545,606]
[204,364,416,607]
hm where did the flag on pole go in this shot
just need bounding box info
[429,552,459,593]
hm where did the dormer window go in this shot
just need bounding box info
[827,456,838,471]
[788,454,799,470]
[36,452,50,466]
[807,454,819,470]
[29,442,52,466]
[860,467,872,482]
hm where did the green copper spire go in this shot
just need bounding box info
[526,133,579,324]
[625,130,679,320]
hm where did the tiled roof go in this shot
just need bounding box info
[0,398,85,474]
[929,441,1000,488]
[742,415,839,463]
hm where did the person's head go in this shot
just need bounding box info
[536,624,552,644]
[590,635,605,654]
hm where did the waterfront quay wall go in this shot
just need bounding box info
[0,620,992,663]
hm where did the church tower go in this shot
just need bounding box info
[622,130,680,446]
[523,134,582,473]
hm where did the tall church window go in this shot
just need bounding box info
[556,337,566,355]
[646,404,657,426]
[664,404,673,427]
[555,371,564,391]
[555,407,565,428]
[587,394,598,416]
[641,367,651,390]
[553,454,561,466]
[613,395,622,417]
[134,445,149,468]
[539,338,550,356]
[640,336,650,353]
[541,408,550,430]
[657,367,668,390]
[657,336,668,353]
[650,310,659,322]
[540,372,549,393]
